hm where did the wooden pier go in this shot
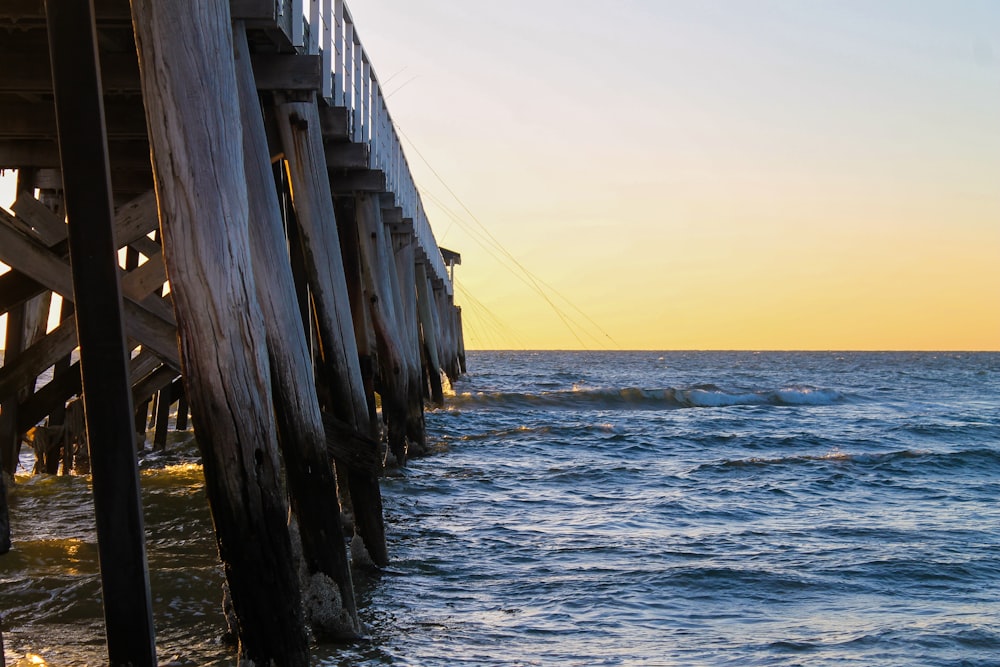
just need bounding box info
[0,0,465,663]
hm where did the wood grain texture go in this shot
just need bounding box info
[235,21,359,637]
[277,96,389,566]
[130,1,309,662]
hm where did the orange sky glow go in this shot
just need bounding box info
[3,1,998,351]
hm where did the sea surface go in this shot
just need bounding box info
[2,350,999,666]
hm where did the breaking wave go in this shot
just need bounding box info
[444,384,846,411]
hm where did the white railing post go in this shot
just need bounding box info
[321,0,332,99]
[369,85,379,169]
[361,55,371,146]
[344,19,354,118]
[352,35,363,142]
[308,0,320,54]
[295,0,452,294]
[292,0,304,47]
[333,0,344,105]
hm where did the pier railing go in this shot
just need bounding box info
[294,0,451,295]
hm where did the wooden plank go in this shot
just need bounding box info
[0,270,46,318]
[114,190,159,245]
[16,360,82,433]
[45,1,154,663]
[0,0,131,21]
[324,142,368,169]
[132,2,310,662]
[251,54,321,90]
[0,139,150,169]
[318,105,349,141]
[0,210,180,368]
[121,254,167,302]
[380,206,402,224]
[32,168,156,200]
[11,194,65,246]
[0,210,74,298]
[229,0,277,20]
[0,318,76,403]
[329,169,385,194]
[0,53,140,93]
[130,365,178,409]
[0,101,148,139]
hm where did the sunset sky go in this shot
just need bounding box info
[3,0,998,350]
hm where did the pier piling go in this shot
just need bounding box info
[131,0,309,661]
[0,0,466,660]
[277,95,389,567]
[235,20,359,637]
[45,0,156,663]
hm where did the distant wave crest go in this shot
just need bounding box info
[444,385,846,411]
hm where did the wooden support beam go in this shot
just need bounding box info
[131,2,310,662]
[0,52,141,94]
[0,139,151,170]
[251,54,321,91]
[0,270,45,316]
[0,212,180,368]
[329,169,386,195]
[45,1,155,663]
[11,194,67,245]
[230,0,296,41]
[236,21,360,637]
[0,101,148,139]
[318,106,350,141]
[324,142,368,169]
[277,94,389,567]
[0,318,76,402]
[380,206,403,224]
[130,365,178,413]
[16,360,81,434]
[0,0,131,22]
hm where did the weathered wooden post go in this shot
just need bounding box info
[46,0,156,663]
[0,300,25,477]
[151,384,170,451]
[276,94,389,567]
[416,262,445,405]
[335,198,379,430]
[0,467,10,555]
[0,173,32,478]
[234,21,359,637]
[390,226,427,453]
[356,193,410,463]
[130,1,309,662]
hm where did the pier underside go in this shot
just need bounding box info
[0,0,465,663]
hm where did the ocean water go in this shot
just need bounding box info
[2,351,999,666]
